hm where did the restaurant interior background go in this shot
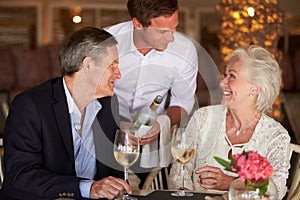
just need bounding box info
[0,0,300,197]
[0,0,299,143]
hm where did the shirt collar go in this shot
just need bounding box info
[63,77,81,116]
[124,23,163,57]
[63,77,102,117]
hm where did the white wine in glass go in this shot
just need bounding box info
[114,129,140,200]
[170,127,195,197]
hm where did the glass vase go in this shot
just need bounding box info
[229,179,278,200]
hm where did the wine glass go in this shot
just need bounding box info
[114,129,140,200]
[170,127,195,197]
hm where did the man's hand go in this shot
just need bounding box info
[120,120,161,146]
[139,121,160,145]
[166,106,187,126]
[90,176,132,199]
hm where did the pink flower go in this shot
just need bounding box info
[230,151,273,182]
[214,150,273,196]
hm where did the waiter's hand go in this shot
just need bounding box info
[140,121,160,145]
[90,176,131,199]
[120,121,133,130]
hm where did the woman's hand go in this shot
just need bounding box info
[195,166,234,190]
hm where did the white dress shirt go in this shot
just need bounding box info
[63,78,101,198]
[106,21,198,121]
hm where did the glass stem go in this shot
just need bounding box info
[181,164,185,193]
[124,167,129,196]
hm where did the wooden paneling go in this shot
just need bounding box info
[0,7,37,48]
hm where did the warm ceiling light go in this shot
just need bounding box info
[216,0,283,62]
[72,15,82,24]
[71,6,82,24]
[216,0,284,121]
[232,11,240,19]
[247,7,255,17]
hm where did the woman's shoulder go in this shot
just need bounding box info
[189,105,226,127]
[194,104,226,115]
[261,114,288,132]
[258,114,290,141]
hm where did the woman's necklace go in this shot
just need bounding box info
[234,118,259,136]
[236,128,241,136]
[227,111,261,136]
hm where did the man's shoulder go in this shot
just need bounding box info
[24,77,61,94]
[15,77,62,102]
[105,21,133,35]
[173,32,195,47]
[168,32,197,55]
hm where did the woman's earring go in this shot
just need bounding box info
[249,94,253,97]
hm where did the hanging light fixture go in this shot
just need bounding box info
[71,6,82,24]
[216,0,284,121]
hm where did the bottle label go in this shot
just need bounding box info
[136,124,152,138]
[132,113,149,128]
[130,95,162,133]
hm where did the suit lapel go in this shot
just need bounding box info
[93,96,122,179]
[52,78,74,161]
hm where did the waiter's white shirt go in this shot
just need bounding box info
[106,21,198,121]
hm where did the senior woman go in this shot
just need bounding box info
[169,45,290,199]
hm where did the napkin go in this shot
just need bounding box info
[139,114,172,168]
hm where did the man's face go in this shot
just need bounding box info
[94,45,121,98]
[135,11,179,52]
[71,45,120,110]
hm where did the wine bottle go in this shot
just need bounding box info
[130,95,163,132]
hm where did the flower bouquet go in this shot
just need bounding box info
[214,150,277,200]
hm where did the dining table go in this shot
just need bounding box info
[55,190,225,200]
[131,190,224,200]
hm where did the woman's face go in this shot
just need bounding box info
[220,57,257,109]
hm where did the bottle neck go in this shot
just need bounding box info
[150,102,160,111]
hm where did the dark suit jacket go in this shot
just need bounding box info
[0,77,122,199]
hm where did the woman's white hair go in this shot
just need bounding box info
[228,45,281,113]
